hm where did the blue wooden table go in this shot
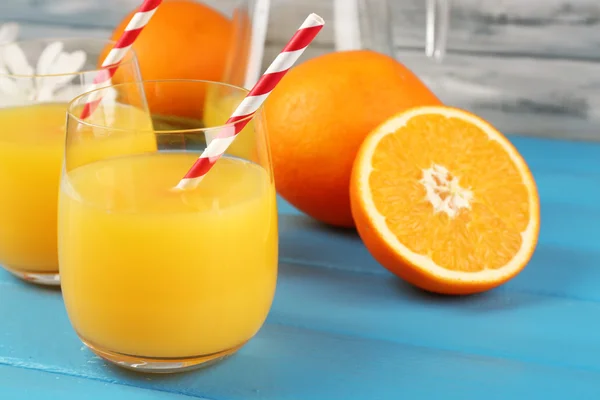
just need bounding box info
[2,135,600,399]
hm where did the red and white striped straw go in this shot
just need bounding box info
[175,13,324,191]
[79,0,162,120]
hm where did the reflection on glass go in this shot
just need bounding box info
[59,79,278,373]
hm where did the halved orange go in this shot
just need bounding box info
[350,106,540,295]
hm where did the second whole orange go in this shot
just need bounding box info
[264,50,442,228]
[104,0,234,119]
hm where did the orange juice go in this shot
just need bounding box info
[59,153,278,358]
[0,103,65,272]
[0,103,155,277]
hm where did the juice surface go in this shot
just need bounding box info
[0,103,155,272]
[59,153,278,358]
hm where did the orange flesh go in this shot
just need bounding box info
[369,114,530,272]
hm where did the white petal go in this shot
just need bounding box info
[36,49,86,101]
[3,52,35,96]
[0,77,20,96]
[36,41,64,92]
[49,50,86,88]
[58,49,86,78]
[37,41,63,77]
[14,76,34,97]
[0,23,19,84]
[0,66,30,106]
[3,43,33,76]
[0,23,19,45]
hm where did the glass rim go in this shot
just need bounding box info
[0,37,138,79]
[67,79,255,135]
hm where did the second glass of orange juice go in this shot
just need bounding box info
[0,38,144,285]
[59,80,278,373]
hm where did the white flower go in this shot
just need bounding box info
[0,22,19,84]
[0,41,88,104]
[0,39,118,109]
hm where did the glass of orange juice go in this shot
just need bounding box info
[0,38,142,285]
[59,80,278,373]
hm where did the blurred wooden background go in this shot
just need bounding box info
[1,0,599,139]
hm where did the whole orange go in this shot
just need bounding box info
[104,0,234,119]
[264,50,442,228]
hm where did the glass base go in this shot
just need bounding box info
[3,266,60,286]
[81,337,246,374]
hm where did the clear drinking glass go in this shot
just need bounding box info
[0,38,140,285]
[211,0,271,89]
[333,0,395,57]
[59,80,278,373]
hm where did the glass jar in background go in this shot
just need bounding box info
[0,38,141,285]
[196,0,271,89]
[402,0,600,140]
[59,79,278,373]
[333,0,395,57]
[332,0,600,140]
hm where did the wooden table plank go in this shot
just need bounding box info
[0,366,200,400]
